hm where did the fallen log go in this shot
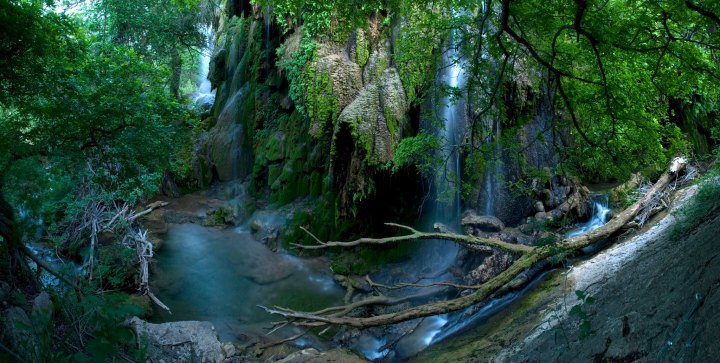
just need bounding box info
[263,158,687,328]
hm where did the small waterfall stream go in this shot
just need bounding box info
[567,196,611,238]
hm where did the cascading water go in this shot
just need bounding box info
[435,36,465,225]
[354,22,471,362]
[567,195,611,238]
[192,24,215,110]
[482,117,503,216]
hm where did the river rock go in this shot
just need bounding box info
[461,212,505,232]
[128,317,225,363]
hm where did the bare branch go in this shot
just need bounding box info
[294,223,533,254]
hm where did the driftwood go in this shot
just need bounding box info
[261,158,688,328]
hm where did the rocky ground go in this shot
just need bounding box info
[416,184,720,362]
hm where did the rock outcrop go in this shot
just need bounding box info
[128,317,226,363]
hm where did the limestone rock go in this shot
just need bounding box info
[363,40,390,85]
[128,317,225,363]
[461,211,505,232]
[335,68,408,164]
[307,54,363,138]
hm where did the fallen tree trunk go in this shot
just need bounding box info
[263,158,687,328]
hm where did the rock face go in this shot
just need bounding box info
[335,68,407,165]
[128,317,226,363]
[461,211,505,232]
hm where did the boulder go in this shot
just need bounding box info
[128,317,225,363]
[461,212,505,232]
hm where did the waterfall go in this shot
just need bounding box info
[567,195,611,238]
[193,24,215,109]
[435,32,465,225]
[482,117,502,216]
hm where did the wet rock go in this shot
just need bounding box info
[466,250,515,285]
[534,201,545,213]
[433,223,452,234]
[307,54,363,138]
[275,348,367,363]
[461,212,505,232]
[31,291,53,326]
[128,317,225,363]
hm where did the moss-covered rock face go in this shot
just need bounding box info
[306,53,363,138]
[199,8,423,264]
[335,68,408,165]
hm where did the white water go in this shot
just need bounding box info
[483,117,502,216]
[192,24,215,109]
[567,196,611,238]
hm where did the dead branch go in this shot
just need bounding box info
[294,223,533,254]
[263,158,688,329]
[366,275,481,291]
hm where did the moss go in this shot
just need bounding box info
[297,175,311,196]
[310,171,323,197]
[356,29,369,67]
[305,66,338,138]
[267,163,282,186]
[279,181,298,204]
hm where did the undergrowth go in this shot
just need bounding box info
[670,172,720,240]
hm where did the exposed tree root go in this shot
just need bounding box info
[263,158,688,329]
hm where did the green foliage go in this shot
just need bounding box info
[253,0,385,38]
[390,132,442,175]
[277,39,317,119]
[569,289,595,340]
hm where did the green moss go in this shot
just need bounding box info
[267,163,282,186]
[356,30,369,67]
[297,175,311,196]
[305,66,338,138]
[310,171,323,197]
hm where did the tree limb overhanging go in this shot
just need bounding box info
[263,158,688,329]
